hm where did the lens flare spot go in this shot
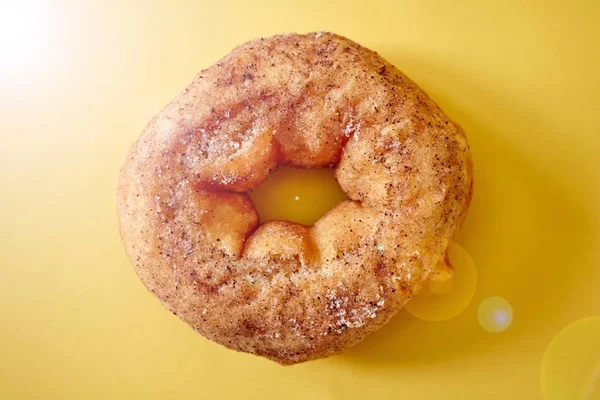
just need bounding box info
[429,277,454,295]
[541,317,600,400]
[404,241,477,321]
[477,297,513,333]
[416,283,435,297]
[583,359,600,400]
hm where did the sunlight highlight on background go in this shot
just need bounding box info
[0,3,49,79]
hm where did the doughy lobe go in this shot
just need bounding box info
[117,32,473,364]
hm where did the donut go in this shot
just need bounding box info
[117,32,473,364]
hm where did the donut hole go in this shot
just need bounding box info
[248,167,348,226]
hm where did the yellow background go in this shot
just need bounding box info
[1,1,599,399]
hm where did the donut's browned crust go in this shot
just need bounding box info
[117,32,473,364]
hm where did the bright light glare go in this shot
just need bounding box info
[0,3,48,77]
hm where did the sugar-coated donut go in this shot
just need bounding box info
[117,32,473,364]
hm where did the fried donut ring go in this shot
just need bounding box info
[117,32,473,364]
